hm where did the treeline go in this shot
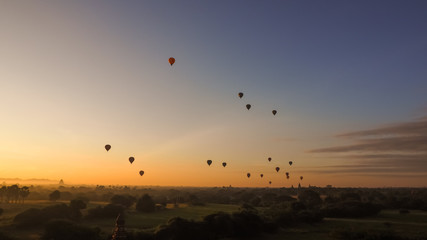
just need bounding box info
[0,185,30,203]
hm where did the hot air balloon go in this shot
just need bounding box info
[268,157,272,162]
[300,176,303,180]
[139,171,144,176]
[246,104,251,110]
[286,172,289,176]
[247,173,251,178]
[105,144,111,151]
[238,92,244,98]
[207,160,212,166]
[272,110,277,115]
[275,167,280,172]
[269,181,272,185]
[168,57,175,66]
[129,157,135,164]
[289,161,293,166]
[222,162,227,167]
[286,175,290,179]
[260,174,264,178]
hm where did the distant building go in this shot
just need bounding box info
[59,179,64,185]
[111,214,128,240]
[326,185,332,188]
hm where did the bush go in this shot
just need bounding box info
[86,204,124,219]
[41,219,101,240]
[49,190,61,202]
[136,194,155,213]
[13,208,43,227]
[111,194,136,208]
[154,217,207,240]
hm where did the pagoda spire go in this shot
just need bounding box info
[111,214,127,240]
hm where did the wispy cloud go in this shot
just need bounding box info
[308,117,427,176]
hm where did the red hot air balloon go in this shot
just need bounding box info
[168,57,175,66]
[105,144,111,151]
[129,157,135,164]
[139,170,144,176]
[207,160,212,166]
[275,167,280,172]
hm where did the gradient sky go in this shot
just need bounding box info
[1,1,426,187]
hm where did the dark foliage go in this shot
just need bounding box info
[86,204,124,219]
[323,201,382,218]
[13,203,84,227]
[41,219,102,240]
[136,194,156,213]
[49,190,61,202]
[110,194,136,208]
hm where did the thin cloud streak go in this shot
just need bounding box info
[308,117,427,177]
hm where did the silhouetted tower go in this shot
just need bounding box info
[111,214,127,240]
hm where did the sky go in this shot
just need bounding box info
[0,1,426,187]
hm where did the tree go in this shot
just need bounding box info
[136,194,155,213]
[70,199,87,210]
[19,186,30,203]
[49,190,61,202]
[298,190,322,209]
[110,194,136,208]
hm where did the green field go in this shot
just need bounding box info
[1,201,427,240]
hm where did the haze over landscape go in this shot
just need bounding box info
[1,1,426,187]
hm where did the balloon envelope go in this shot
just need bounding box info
[300,176,303,180]
[247,173,251,178]
[238,92,244,98]
[275,167,280,172]
[222,162,227,167]
[207,160,212,166]
[169,57,175,66]
[289,161,293,166]
[139,171,144,176]
[272,110,277,115]
[268,157,272,162]
[269,181,272,185]
[129,157,135,164]
[260,174,263,178]
[105,145,111,151]
[246,104,251,110]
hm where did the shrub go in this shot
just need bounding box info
[136,194,155,213]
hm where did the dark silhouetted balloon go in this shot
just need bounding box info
[139,171,144,176]
[286,172,289,176]
[105,145,111,151]
[269,181,272,185]
[260,174,264,178]
[169,57,175,66]
[129,157,135,164]
[300,176,303,180]
[238,92,244,98]
[268,157,272,162]
[272,110,277,115]
[289,161,293,166]
[246,104,251,110]
[286,175,290,179]
[247,173,251,178]
[275,167,280,172]
[207,160,212,166]
[222,162,227,167]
